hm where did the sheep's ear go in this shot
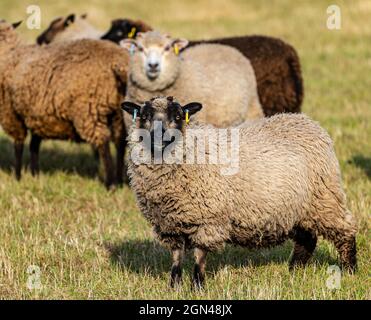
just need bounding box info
[182,102,202,117]
[120,38,137,51]
[121,101,141,116]
[12,21,22,29]
[172,38,189,51]
[64,14,75,27]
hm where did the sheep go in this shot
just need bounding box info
[36,13,102,45]
[37,17,303,116]
[122,96,358,288]
[0,21,128,188]
[121,31,264,129]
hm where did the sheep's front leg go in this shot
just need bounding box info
[193,247,207,289]
[170,247,184,288]
[14,141,24,181]
[98,141,115,189]
[115,137,126,186]
[30,134,42,176]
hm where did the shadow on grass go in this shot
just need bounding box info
[0,136,98,179]
[105,239,338,277]
[349,155,371,179]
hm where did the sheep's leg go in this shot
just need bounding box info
[115,137,126,186]
[192,247,207,289]
[98,141,115,189]
[92,146,100,163]
[332,233,357,273]
[289,227,317,270]
[14,142,24,181]
[170,247,184,288]
[30,134,42,176]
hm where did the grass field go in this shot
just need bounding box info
[0,0,370,299]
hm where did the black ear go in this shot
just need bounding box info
[182,102,202,117]
[12,21,22,29]
[64,14,75,27]
[121,101,141,116]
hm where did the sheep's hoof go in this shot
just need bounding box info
[170,266,182,288]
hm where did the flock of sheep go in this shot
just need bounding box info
[0,13,357,289]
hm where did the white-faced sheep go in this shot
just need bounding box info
[0,21,128,188]
[121,31,264,129]
[122,96,357,288]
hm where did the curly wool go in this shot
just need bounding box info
[0,34,128,147]
[128,110,357,253]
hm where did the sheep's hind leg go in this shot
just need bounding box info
[289,227,317,270]
[30,134,42,176]
[98,141,115,189]
[170,246,184,288]
[14,141,24,181]
[192,247,208,289]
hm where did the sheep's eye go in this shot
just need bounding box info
[164,45,171,51]
[141,115,147,120]
[116,31,123,36]
[175,115,181,121]
[137,46,144,52]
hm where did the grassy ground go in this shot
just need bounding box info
[0,0,370,299]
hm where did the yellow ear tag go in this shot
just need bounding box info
[185,109,190,124]
[128,27,136,38]
[174,44,179,56]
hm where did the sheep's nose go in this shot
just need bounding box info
[148,62,159,69]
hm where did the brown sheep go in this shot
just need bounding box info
[0,21,128,188]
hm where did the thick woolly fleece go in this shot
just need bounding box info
[125,32,264,128]
[128,98,357,265]
[36,17,303,116]
[0,24,127,149]
[188,35,303,116]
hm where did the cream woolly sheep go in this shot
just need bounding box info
[122,96,357,288]
[0,21,128,188]
[121,31,264,129]
[36,14,102,45]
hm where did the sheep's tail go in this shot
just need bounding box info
[286,45,304,111]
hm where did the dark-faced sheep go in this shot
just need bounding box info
[0,21,128,188]
[122,96,357,288]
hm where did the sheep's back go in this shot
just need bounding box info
[177,44,258,127]
[7,40,128,138]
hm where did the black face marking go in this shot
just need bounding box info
[101,19,135,43]
[167,102,184,130]
[138,103,154,128]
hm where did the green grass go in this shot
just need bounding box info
[0,0,370,299]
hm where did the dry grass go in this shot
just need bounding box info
[0,0,370,299]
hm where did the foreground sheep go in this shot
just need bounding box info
[122,31,264,128]
[122,96,357,288]
[38,16,303,116]
[0,21,128,187]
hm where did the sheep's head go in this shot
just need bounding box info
[122,96,202,155]
[101,18,153,43]
[121,31,189,91]
[0,20,22,49]
[36,13,89,45]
